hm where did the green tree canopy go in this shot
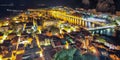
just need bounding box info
[54,48,99,60]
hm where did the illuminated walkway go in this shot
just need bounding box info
[49,10,104,28]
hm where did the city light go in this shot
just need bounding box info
[0,6,119,60]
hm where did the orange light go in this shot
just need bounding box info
[0,55,2,60]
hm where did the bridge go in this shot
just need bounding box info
[88,25,116,36]
[88,25,115,30]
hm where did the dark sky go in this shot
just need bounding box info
[0,0,120,10]
[0,0,120,18]
[0,0,82,8]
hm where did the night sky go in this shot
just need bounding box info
[0,0,120,18]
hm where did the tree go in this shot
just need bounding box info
[96,0,115,13]
[82,0,90,5]
[53,48,76,60]
[54,48,99,60]
[82,53,99,60]
[82,0,90,9]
